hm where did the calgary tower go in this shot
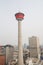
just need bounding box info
[15,12,24,65]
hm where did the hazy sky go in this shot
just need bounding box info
[0,0,43,45]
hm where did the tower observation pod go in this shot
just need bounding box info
[15,12,24,65]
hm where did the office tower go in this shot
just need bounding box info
[29,36,40,59]
[5,45,14,65]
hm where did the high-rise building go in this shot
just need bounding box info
[29,36,40,59]
[5,45,14,65]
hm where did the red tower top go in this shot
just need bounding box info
[15,12,24,21]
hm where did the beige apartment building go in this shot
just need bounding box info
[29,36,40,59]
[5,45,14,65]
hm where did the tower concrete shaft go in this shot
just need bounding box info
[18,21,23,65]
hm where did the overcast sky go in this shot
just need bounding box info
[0,0,43,45]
